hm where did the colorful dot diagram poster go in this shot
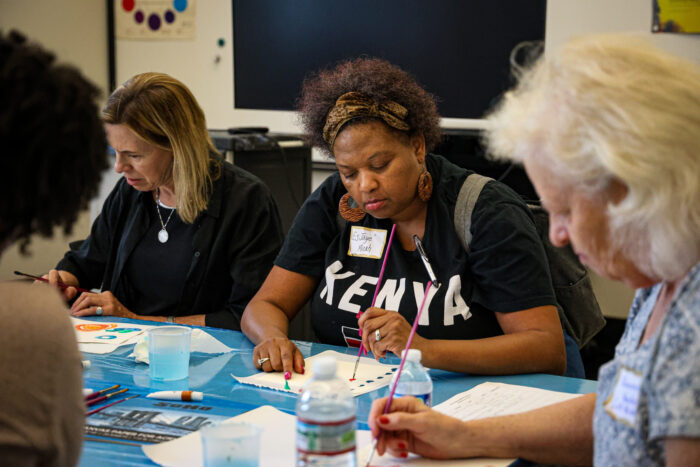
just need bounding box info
[115,0,196,40]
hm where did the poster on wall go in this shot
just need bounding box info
[652,0,700,34]
[115,0,196,40]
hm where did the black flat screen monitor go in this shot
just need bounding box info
[232,0,546,119]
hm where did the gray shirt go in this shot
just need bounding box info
[593,261,700,466]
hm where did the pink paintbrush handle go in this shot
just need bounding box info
[383,279,432,413]
[356,224,397,361]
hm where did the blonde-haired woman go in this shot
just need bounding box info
[368,34,700,465]
[45,72,284,330]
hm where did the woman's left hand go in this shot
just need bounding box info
[358,307,425,360]
[70,291,133,318]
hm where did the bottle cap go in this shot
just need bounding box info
[400,349,422,363]
[312,356,337,379]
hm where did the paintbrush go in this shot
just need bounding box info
[365,280,433,466]
[86,395,139,416]
[14,270,91,293]
[85,388,128,407]
[84,384,121,400]
[352,224,397,381]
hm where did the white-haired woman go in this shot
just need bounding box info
[368,34,700,465]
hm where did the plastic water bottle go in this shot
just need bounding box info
[390,349,433,407]
[296,356,357,467]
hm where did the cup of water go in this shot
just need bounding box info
[148,326,192,381]
[200,422,263,467]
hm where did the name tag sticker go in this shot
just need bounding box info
[604,366,642,427]
[348,226,388,259]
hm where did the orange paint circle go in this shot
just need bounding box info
[76,323,116,332]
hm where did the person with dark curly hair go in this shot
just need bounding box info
[242,58,574,378]
[0,30,108,465]
[42,72,284,330]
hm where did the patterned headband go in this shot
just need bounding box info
[322,91,410,149]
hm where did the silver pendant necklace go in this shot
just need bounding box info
[155,188,175,243]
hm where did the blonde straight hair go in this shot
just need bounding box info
[102,72,220,223]
[486,34,700,281]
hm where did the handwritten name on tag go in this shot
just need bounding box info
[604,366,642,427]
[348,226,388,259]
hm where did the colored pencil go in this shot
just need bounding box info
[14,270,91,293]
[86,388,128,407]
[352,224,397,379]
[86,395,139,416]
[365,280,433,466]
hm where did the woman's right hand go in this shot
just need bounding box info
[368,396,471,460]
[41,269,80,302]
[253,336,305,376]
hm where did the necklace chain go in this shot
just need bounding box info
[155,188,175,236]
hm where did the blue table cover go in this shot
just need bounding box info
[79,318,597,466]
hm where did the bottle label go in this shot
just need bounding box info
[296,416,356,457]
[394,392,432,407]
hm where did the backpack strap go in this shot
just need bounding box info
[454,173,494,252]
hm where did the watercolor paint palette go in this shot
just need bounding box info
[232,350,398,396]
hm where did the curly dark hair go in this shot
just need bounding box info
[298,57,442,155]
[0,30,108,252]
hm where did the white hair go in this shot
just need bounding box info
[485,34,700,281]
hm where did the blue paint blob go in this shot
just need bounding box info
[366,380,374,383]
[173,0,187,12]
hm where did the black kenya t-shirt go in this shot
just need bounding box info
[276,154,556,347]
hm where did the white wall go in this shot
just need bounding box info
[0,0,108,280]
[546,0,700,62]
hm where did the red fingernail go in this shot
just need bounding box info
[284,371,291,380]
[398,442,407,450]
[379,416,389,424]
[400,452,408,458]
[356,311,363,319]
[301,367,305,375]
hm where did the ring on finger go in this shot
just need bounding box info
[375,329,382,342]
[257,357,270,366]
[95,306,104,316]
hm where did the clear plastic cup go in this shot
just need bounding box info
[148,326,192,381]
[200,423,263,467]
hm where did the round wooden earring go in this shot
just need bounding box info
[417,170,433,202]
[339,193,366,222]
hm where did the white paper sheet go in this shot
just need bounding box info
[433,382,584,421]
[357,437,513,467]
[72,317,151,345]
[232,350,397,396]
[143,406,507,467]
[142,406,294,467]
